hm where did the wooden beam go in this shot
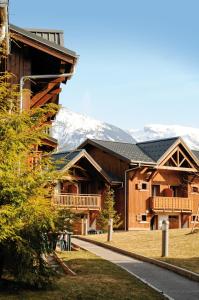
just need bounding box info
[31,77,65,107]
[32,88,62,108]
[146,170,158,182]
[170,155,178,166]
[157,166,197,172]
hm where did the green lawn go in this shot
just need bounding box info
[0,250,164,300]
[85,229,199,274]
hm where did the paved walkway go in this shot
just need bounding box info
[73,238,199,300]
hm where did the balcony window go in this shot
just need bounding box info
[152,185,160,196]
[170,186,180,197]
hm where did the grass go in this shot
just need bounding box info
[0,249,164,300]
[86,229,199,274]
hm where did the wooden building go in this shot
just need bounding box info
[53,137,199,231]
[0,19,78,151]
[52,149,121,234]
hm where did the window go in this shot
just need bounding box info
[137,214,148,222]
[136,182,148,190]
[141,214,147,222]
[192,186,199,193]
[170,186,180,197]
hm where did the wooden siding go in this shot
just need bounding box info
[86,147,129,179]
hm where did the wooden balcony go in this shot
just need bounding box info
[151,196,192,212]
[52,193,101,210]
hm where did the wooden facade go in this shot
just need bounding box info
[52,150,112,234]
[76,137,199,231]
[0,22,77,151]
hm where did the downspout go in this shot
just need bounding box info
[19,66,77,113]
[124,164,141,231]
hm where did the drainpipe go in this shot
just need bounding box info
[19,67,76,113]
[124,164,141,231]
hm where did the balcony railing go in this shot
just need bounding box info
[151,196,192,212]
[52,193,101,210]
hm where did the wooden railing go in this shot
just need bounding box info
[52,193,101,210]
[151,196,192,212]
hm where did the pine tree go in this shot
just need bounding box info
[0,73,62,287]
[97,185,121,231]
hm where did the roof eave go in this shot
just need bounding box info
[130,160,156,166]
[10,24,78,63]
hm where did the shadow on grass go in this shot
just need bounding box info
[0,275,57,295]
[0,258,164,300]
[186,228,199,235]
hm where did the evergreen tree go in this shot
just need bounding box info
[97,185,121,231]
[0,73,61,287]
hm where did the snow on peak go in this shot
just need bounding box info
[129,124,199,150]
[52,107,135,150]
[52,107,199,151]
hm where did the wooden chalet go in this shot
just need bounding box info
[53,137,199,232]
[52,149,121,234]
[0,17,78,151]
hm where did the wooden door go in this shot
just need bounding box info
[169,216,179,229]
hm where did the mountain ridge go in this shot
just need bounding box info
[52,107,199,151]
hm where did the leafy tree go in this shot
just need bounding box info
[97,185,121,231]
[0,73,63,287]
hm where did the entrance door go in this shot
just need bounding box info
[169,216,179,229]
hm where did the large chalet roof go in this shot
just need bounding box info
[10,24,77,61]
[81,139,155,164]
[79,137,199,166]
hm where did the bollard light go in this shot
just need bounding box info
[162,220,169,257]
[107,218,113,242]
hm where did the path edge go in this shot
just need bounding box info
[74,236,199,283]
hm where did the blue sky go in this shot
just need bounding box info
[10,0,199,129]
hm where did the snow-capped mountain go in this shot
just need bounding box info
[129,124,199,150]
[52,107,199,151]
[52,107,135,150]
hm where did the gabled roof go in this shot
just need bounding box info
[137,137,179,162]
[10,24,77,61]
[52,149,122,184]
[79,137,199,168]
[79,139,155,164]
[51,149,79,170]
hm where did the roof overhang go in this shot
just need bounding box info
[157,137,199,169]
[59,149,117,185]
[10,24,78,65]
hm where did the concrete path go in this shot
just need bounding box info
[73,238,199,300]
